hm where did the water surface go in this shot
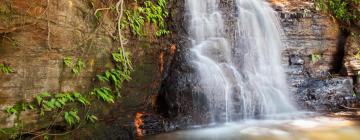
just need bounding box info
[144,112,360,140]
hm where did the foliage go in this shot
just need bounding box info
[125,9,145,36]
[355,49,360,59]
[96,48,133,97]
[5,103,34,115]
[4,92,90,126]
[0,123,25,139]
[315,0,360,26]
[85,114,98,123]
[64,109,80,126]
[123,0,170,37]
[0,63,13,74]
[90,87,115,103]
[63,57,86,75]
[311,53,322,63]
[63,57,73,68]
[3,41,134,139]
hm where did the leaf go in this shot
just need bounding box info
[43,135,49,140]
[86,114,98,123]
[311,54,322,63]
[5,107,17,115]
[72,59,85,75]
[64,112,73,126]
[97,75,109,82]
[55,93,67,98]
[63,57,73,67]
[95,10,102,20]
[69,111,80,122]
[65,94,75,102]
[35,96,43,105]
[91,87,114,103]
[28,104,34,110]
[40,92,51,97]
[0,64,14,74]
[73,92,90,105]
[54,101,62,108]
[73,92,81,98]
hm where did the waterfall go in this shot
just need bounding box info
[186,0,296,123]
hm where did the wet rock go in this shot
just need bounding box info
[295,77,358,111]
[137,113,175,136]
[156,46,212,127]
[90,123,135,140]
[290,55,304,65]
[287,65,304,75]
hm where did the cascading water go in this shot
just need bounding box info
[187,0,296,123]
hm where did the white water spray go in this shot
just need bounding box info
[186,0,296,123]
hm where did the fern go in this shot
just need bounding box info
[0,64,13,74]
[63,57,85,75]
[123,0,169,37]
[85,114,98,123]
[63,57,73,68]
[97,49,132,97]
[72,59,85,75]
[73,92,90,105]
[125,10,145,36]
[90,87,114,103]
[64,110,80,126]
[5,106,18,115]
[35,92,90,115]
[155,29,170,37]
[4,103,34,115]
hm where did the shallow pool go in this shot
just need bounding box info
[144,112,360,140]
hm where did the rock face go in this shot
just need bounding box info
[273,0,359,111]
[295,78,356,111]
[343,33,360,76]
[156,0,211,127]
[155,0,239,127]
[0,0,175,138]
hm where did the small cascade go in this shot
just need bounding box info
[186,0,296,123]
